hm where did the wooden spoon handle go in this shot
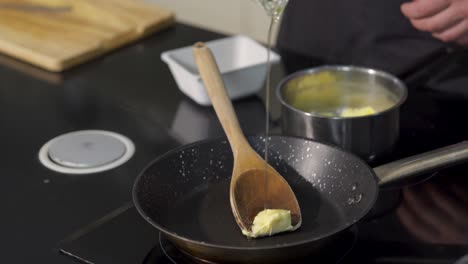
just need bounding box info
[193,42,248,154]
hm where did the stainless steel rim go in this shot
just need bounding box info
[276,65,408,120]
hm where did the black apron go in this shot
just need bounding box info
[276,0,446,75]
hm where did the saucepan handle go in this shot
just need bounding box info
[374,141,468,186]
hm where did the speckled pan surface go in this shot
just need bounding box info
[133,135,378,250]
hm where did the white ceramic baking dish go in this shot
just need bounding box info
[161,35,280,106]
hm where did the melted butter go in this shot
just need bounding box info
[242,209,293,238]
[340,106,377,117]
[284,71,398,117]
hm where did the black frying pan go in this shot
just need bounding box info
[133,135,468,264]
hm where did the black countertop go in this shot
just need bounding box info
[0,23,231,263]
[2,23,468,263]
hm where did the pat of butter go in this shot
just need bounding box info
[242,209,293,238]
[340,106,376,117]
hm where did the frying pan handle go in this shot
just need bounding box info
[192,42,249,154]
[374,141,468,186]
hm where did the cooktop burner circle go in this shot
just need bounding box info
[48,131,126,168]
[39,130,135,174]
[144,228,358,264]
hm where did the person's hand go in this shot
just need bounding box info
[396,180,468,245]
[401,0,468,46]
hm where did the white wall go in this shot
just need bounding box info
[145,0,280,44]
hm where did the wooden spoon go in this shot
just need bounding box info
[193,42,302,236]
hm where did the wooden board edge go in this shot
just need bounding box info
[54,12,176,72]
[0,4,175,72]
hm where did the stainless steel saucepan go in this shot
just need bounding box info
[276,65,408,161]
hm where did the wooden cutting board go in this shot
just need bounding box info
[0,0,175,72]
